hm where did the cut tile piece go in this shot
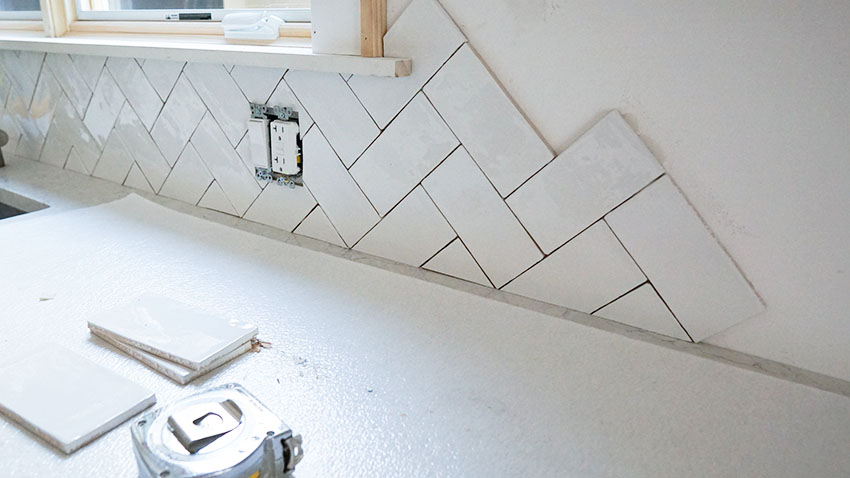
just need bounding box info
[230,65,284,103]
[293,206,346,247]
[70,54,106,90]
[424,44,553,196]
[41,95,100,173]
[198,181,239,216]
[0,345,155,454]
[0,50,40,105]
[151,74,206,166]
[354,186,455,266]
[348,0,466,128]
[422,238,491,287]
[594,284,690,341]
[158,144,214,205]
[184,62,249,146]
[266,78,313,130]
[285,70,379,167]
[141,59,184,101]
[350,93,458,215]
[190,113,262,216]
[94,331,253,385]
[113,102,171,192]
[106,57,163,131]
[64,147,89,175]
[503,221,646,313]
[92,129,134,184]
[88,293,258,370]
[124,162,154,193]
[423,147,542,287]
[83,69,125,149]
[508,111,664,253]
[302,128,379,246]
[605,176,764,341]
[243,183,317,232]
[45,53,93,118]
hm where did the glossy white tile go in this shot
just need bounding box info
[230,65,284,103]
[151,74,206,166]
[424,44,553,197]
[17,51,45,82]
[0,50,40,105]
[0,345,155,454]
[423,147,542,287]
[92,128,134,184]
[158,143,214,206]
[83,68,125,149]
[190,113,261,216]
[112,102,171,192]
[507,111,664,253]
[301,127,379,245]
[293,205,346,247]
[355,186,455,266]
[184,62,249,146]
[29,67,63,138]
[41,94,100,174]
[87,293,258,370]
[285,70,379,167]
[605,176,764,341]
[141,59,184,101]
[594,283,691,341]
[106,57,163,131]
[350,93,458,215]
[64,147,89,175]
[124,162,154,193]
[422,238,492,287]
[243,183,317,232]
[198,180,239,216]
[504,221,646,313]
[45,53,93,118]
[70,54,106,90]
[266,78,313,130]
[348,0,466,128]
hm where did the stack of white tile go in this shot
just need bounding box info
[88,294,258,384]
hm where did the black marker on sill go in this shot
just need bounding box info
[165,12,212,21]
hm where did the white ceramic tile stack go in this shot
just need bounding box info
[87,294,259,384]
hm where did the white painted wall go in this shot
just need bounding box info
[388,0,850,381]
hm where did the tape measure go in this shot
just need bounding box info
[131,384,303,478]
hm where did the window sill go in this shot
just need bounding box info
[0,30,411,77]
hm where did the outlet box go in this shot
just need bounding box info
[270,120,300,176]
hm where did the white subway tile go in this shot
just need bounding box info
[92,129,134,184]
[422,238,492,287]
[45,54,93,119]
[112,102,171,192]
[198,180,238,216]
[159,143,214,206]
[70,55,106,91]
[230,65,284,104]
[243,183,318,232]
[106,57,163,131]
[124,162,154,193]
[83,69,125,149]
[151,74,206,166]
[141,59,184,101]
[293,206,346,247]
[595,284,690,341]
[266,78,313,130]
[184,62,250,147]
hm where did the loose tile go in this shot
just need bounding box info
[423,147,542,287]
[158,143,214,206]
[70,54,106,91]
[266,78,313,130]
[422,238,492,287]
[106,57,163,131]
[301,127,380,246]
[151,74,206,166]
[350,93,458,216]
[92,128,134,184]
[112,102,171,192]
[87,293,258,370]
[141,59,184,101]
[355,186,455,266]
[243,183,317,232]
[507,111,664,253]
[0,345,155,454]
[594,284,690,341]
[45,53,93,118]
[83,69,125,149]
[230,65,284,103]
[285,70,379,167]
[503,221,646,313]
[293,206,346,247]
[198,181,239,216]
[123,162,154,193]
[424,44,553,196]
[605,176,764,341]
[348,0,466,128]
[184,62,250,146]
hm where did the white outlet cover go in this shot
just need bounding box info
[87,294,258,370]
[0,345,156,454]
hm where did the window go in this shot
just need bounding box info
[0,0,41,20]
[75,1,310,22]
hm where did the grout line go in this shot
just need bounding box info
[590,281,648,316]
[418,235,457,268]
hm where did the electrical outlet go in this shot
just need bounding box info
[270,120,301,176]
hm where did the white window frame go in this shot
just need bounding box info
[73,1,310,22]
[0,10,43,21]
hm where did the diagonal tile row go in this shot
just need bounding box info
[0,0,763,343]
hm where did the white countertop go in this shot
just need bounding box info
[0,157,849,477]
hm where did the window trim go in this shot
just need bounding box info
[0,11,43,21]
[73,1,311,23]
